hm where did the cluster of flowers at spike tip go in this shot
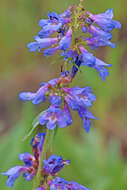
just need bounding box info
[1,133,69,188]
[27,3,121,80]
[19,71,97,133]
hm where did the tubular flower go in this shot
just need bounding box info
[44,46,60,56]
[50,177,90,190]
[78,106,98,133]
[38,104,72,130]
[59,27,72,50]
[19,78,58,104]
[83,25,112,39]
[79,45,112,81]
[42,155,70,175]
[66,181,91,190]
[88,8,121,32]
[85,36,115,50]
[27,36,59,52]
[38,23,62,38]
[2,166,28,188]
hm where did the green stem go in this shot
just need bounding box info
[33,129,50,189]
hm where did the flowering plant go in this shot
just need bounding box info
[2,0,121,189]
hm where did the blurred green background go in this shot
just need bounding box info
[0,0,127,189]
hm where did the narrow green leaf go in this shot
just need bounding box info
[22,110,46,141]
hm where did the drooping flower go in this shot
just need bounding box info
[79,45,112,81]
[85,36,116,50]
[62,86,97,132]
[82,24,115,50]
[88,8,121,32]
[83,25,112,39]
[78,106,97,133]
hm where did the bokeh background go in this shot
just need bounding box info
[0,0,127,189]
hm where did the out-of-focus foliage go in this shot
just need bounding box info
[0,0,127,189]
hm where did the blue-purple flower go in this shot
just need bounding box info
[59,28,72,50]
[2,166,28,188]
[83,25,112,39]
[38,103,72,130]
[50,177,68,190]
[85,36,115,50]
[39,10,71,29]
[19,78,58,104]
[50,177,90,190]
[88,8,121,32]
[63,86,97,132]
[19,152,34,167]
[38,23,62,38]
[63,86,96,108]
[78,106,97,133]
[1,157,34,188]
[27,36,58,52]
[44,46,59,56]
[66,181,91,190]
[42,155,70,175]
[79,45,112,81]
